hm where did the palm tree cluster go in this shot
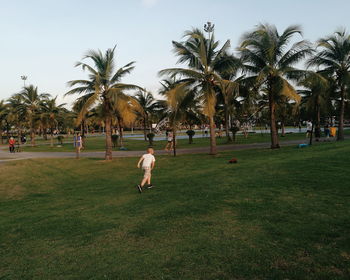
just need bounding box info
[1,23,349,159]
[159,23,350,152]
[0,85,68,147]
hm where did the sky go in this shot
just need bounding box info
[1,0,349,107]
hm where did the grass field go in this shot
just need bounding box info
[1,142,350,279]
[16,132,311,152]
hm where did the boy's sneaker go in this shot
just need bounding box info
[147,184,154,189]
[137,185,142,193]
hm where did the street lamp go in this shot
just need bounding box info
[204,21,215,40]
[20,75,27,87]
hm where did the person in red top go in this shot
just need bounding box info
[8,137,15,153]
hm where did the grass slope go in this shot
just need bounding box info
[1,142,350,279]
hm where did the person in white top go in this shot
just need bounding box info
[136,148,156,193]
[164,131,173,152]
[306,120,312,138]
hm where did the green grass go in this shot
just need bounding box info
[19,132,309,152]
[1,141,350,279]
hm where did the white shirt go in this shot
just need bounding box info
[307,122,312,130]
[142,153,155,168]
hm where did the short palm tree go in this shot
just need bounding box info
[239,24,312,148]
[134,91,158,140]
[307,30,350,141]
[159,27,237,155]
[164,81,198,156]
[66,46,141,160]
[41,97,66,147]
[299,71,329,143]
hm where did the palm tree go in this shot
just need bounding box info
[299,71,329,144]
[134,91,158,141]
[41,97,66,147]
[0,100,8,144]
[66,46,141,160]
[14,85,49,146]
[239,24,312,148]
[159,27,237,155]
[307,29,350,141]
[216,75,242,142]
[164,81,197,156]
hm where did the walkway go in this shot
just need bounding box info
[0,138,339,163]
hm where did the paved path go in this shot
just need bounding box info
[0,137,340,163]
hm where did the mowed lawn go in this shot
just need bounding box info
[19,131,310,152]
[1,142,350,279]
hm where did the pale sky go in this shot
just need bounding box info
[1,0,349,107]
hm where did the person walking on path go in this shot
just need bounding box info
[73,132,83,159]
[136,147,156,193]
[8,137,15,153]
[164,131,173,152]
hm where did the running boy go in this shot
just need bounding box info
[136,148,156,193]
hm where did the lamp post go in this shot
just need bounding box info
[20,75,27,87]
[204,21,215,41]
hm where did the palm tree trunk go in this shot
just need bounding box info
[269,95,280,149]
[143,118,147,141]
[172,128,176,157]
[50,130,54,147]
[105,115,113,160]
[119,126,124,147]
[316,103,321,141]
[30,126,35,146]
[209,116,217,155]
[224,105,232,142]
[337,86,345,141]
[281,120,285,137]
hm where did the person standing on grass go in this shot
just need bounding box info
[8,137,15,153]
[164,131,173,152]
[136,147,156,193]
[306,120,312,138]
[73,132,82,159]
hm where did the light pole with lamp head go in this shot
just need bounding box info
[20,75,27,87]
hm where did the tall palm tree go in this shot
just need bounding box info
[159,27,237,155]
[134,91,158,140]
[14,85,49,146]
[308,29,350,141]
[41,97,66,147]
[239,24,312,148]
[66,46,141,160]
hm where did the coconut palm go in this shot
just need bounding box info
[307,30,350,141]
[239,24,312,148]
[134,91,158,141]
[66,46,142,160]
[14,85,49,146]
[0,100,8,144]
[159,27,237,155]
[164,81,198,156]
[41,97,66,147]
[299,71,329,143]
